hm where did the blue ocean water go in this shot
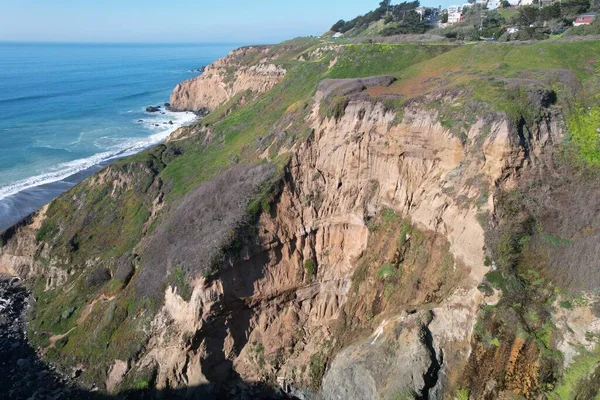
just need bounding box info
[0,42,239,230]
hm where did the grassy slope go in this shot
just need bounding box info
[22,38,600,390]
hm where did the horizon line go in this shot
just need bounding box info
[0,40,265,46]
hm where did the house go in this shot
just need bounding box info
[415,6,427,17]
[520,0,534,5]
[448,11,463,24]
[573,12,598,26]
[507,25,520,34]
[332,32,344,39]
[476,0,488,5]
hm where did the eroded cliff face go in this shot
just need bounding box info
[170,46,286,112]
[113,89,568,397]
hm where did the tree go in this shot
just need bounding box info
[441,12,449,23]
[501,0,511,8]
[331,19,346,32]
[391,1,421,20]
[561,0,590,18]
[539,3,561,22]
[518,6,540,26]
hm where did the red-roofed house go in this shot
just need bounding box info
[573,13,597,26]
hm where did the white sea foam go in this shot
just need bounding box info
[0,109,197,201]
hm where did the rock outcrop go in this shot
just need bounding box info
[170,46,286,112]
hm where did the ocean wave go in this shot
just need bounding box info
[0,110,197,202]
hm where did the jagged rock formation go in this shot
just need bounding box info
[170,46,286,112]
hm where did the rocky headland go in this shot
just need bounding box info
[2,36,600,400]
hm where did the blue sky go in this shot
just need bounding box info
[0,0,451,43]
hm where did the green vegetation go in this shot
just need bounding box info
[170,267,192,301]
[304,259,316,280]
[377,263,399,279]
[309,351,328,391]
[549,347,600,399]
[567,106,600,167]
[320,95,349,121]
[454,388,470,400]
[327,43,454,80]
[390,388,417,400]
[330,1,428,36]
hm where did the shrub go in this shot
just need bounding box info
[455,388,470,400]
[304,259,316,279]
[485,270,506,291]
[136,164,274,302]
[309,351,327,391]
[36,221,57,243]
[377,263,398,280]
[85,266,111,288]
[331,96,349,121]
[559,300,573,310]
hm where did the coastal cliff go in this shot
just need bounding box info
[170,46,286,113]
[3,37,600,399]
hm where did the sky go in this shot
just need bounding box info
[0,0,451,44]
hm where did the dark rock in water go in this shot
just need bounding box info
[160,112,165,115]
[154,124,160,127]
[146,106,161,113]
[169,121,174,125]
[190,66,205,74]
[137,119,144,123]
[164,103,170,107]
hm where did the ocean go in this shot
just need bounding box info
[0,42,239,231]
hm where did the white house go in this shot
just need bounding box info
[332,32,344,39]
[448,11,463,24]
[507,25,520,33]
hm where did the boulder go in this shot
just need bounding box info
[146,106,161,113]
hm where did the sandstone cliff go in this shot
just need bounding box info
[170,46,286,112]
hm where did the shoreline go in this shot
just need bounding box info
[0,110,197,232]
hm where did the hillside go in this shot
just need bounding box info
[2,35,600,399]
[329,0,600,41]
